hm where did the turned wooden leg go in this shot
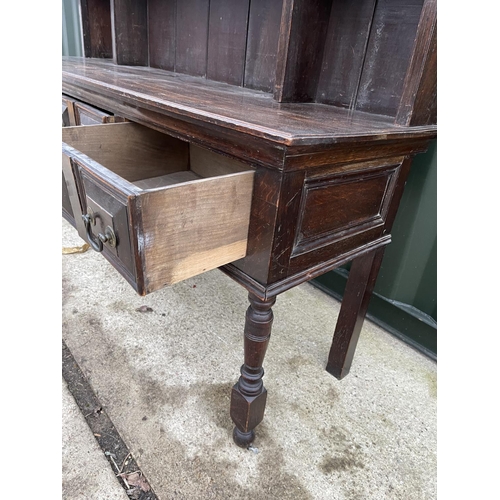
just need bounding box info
[230,293,275,447]
[326,248,385,380]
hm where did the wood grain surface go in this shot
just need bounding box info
[136,170,255,292]
[62,122,189,182]
[62,57,436,147]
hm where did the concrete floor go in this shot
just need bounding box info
[63,379,129,500]
[62,218,437,499]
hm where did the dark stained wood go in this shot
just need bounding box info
[222,236,390,300]
[285,164,399,282]
[232,152,412,288]
[75,0,436,118]
[111,0,148,66]
[396,0,437,126]
[326,248,385,379]
[230,294,276,447]
[233,158,401,288]
[290,157,411,287]
[80,0,113,58]
[407,23,436,126]
[243,0,283,92]
[295,167,397,246]
[148,0,177,71]
[231,167,283,285]
[207,0,250,86]
[325,155,415,377]
[62,58,436,150]
[228,153,415,293]
[80,173,135,279]
[175,0,210,77]
[408,23,436,126]
[274,0,332,102]
[268,170,305,282]
[80,0,93,57]
[61,82,288,169]
[284,138,429,171]
[316,0,377,108]
[376,156,415,234]
[355,0,424,117]
[288,217,387,276]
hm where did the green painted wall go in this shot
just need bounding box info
[376,141,437,321]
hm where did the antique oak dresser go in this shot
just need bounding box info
[62,0,437,447]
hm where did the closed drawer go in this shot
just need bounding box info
[62,122,255,295]
[73,101,126,125]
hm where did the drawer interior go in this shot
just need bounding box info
[62,121,255,294]
[61,122,251,189]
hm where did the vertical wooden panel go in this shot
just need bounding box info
[80,0,113,58]
[175,0,210,76]
[316,0,376,108]
[80,0,93,57]
[243,0,283,92]
[407,23,436,126]
[396,0,437,126]
[112,0,148,65]
[148,0,177,71]
[274,0,332,103]
[207,0,250,86]
[355,0,424,117]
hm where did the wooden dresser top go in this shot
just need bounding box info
[63,57,436,149]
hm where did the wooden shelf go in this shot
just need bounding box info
[62,57,436,149]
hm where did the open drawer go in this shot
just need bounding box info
[62,122,255,295]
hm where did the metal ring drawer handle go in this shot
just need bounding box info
[81,212,116,252]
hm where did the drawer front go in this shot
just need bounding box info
[63,95,126,127]
[62,122,254,295]
[74,101,114,125]
[77,162,137,287]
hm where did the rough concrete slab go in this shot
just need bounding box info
[62,379,129,500]
[62,218,437,499]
